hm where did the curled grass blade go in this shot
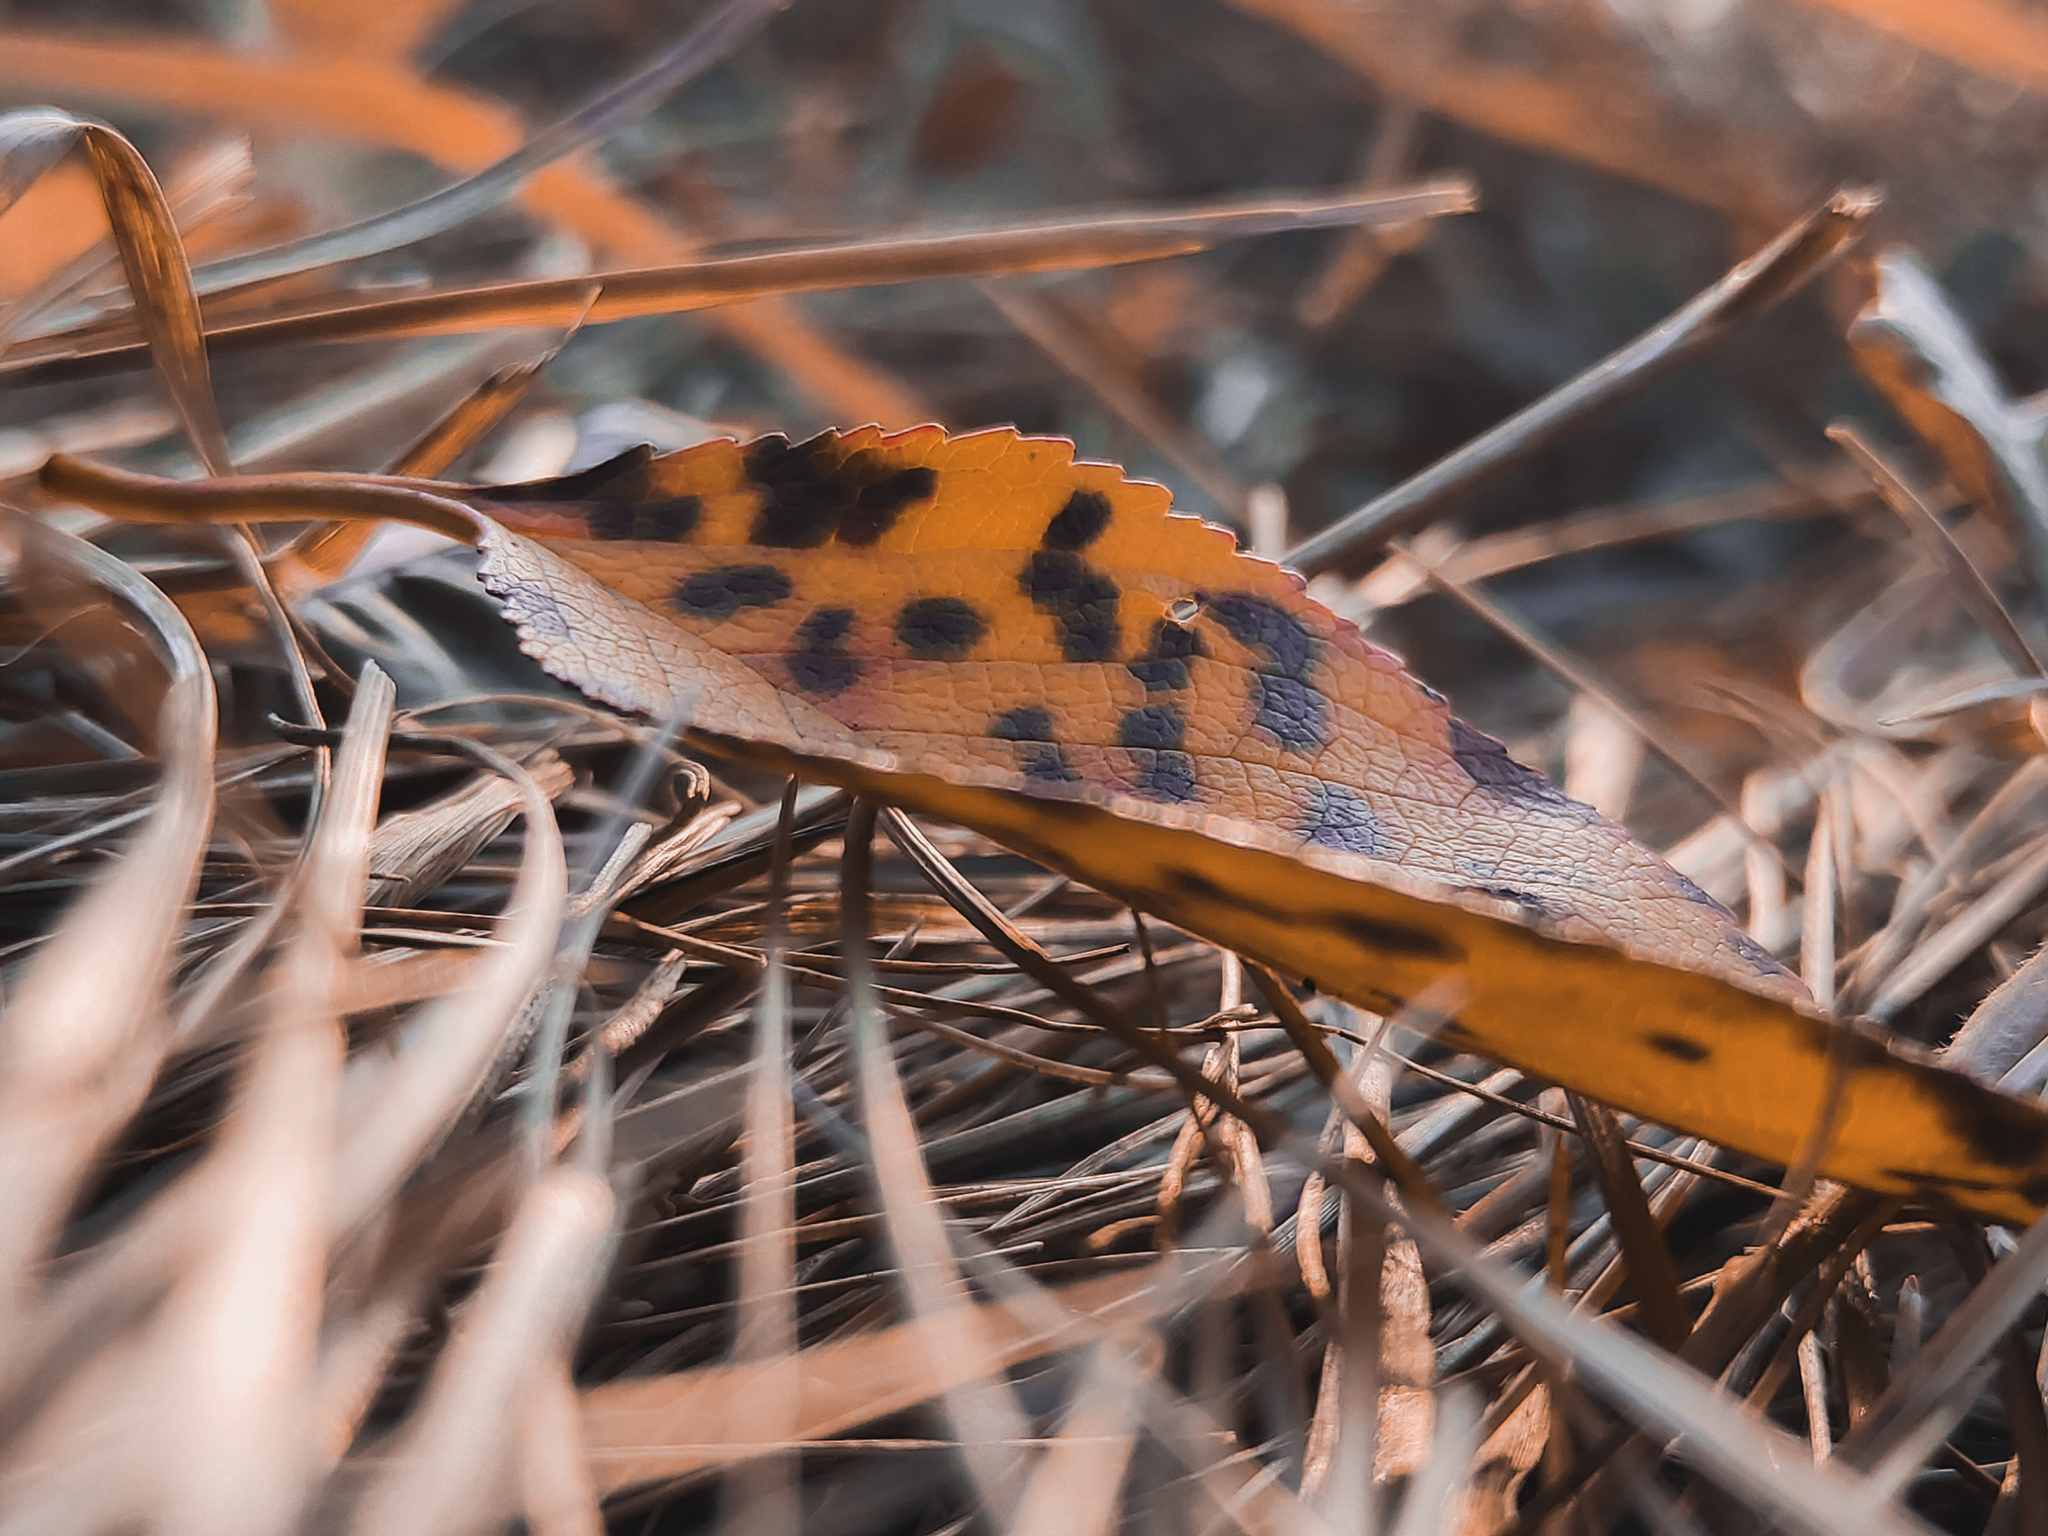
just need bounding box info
[0,515,216,1330]
[143,665,391,1534]
[329,735,566,1236]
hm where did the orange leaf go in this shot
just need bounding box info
[43,429,2048,1222]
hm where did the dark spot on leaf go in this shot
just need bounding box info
[1159,862,1455,959]
[1044,489,1112,550]
[1118,705,1185,752]
[1211,592,1315,678]
[845,465,937,545]
[1130,753,1196,806]
[588,495,702,542]
[1210,593,1329,751]
[1025,748,1082,783]
[1300,784,1382,856]
[672,563,792,619]
[1161,864,1231,903]
[1022,550,1121,662]
[1117,705,1196,801]
[798,605,855,648]
[992,706,1077,780]
[744,434,937,548]
[787,605,861,696]
[1129,617,1203,691]
[992,705,1056,741]
[896,596,987,659]
[1919,1064,2048,1169]
[1139,752,1198,802]
[480,443,656,502]
[1326,911,1460,960]
[787,655,860,697]
[1249,674,1328,753]
[1448,717,1584,816]
[1886,1169,1998,1192]
[1013,795,1095,822]
[744,434,844,548]
[1646,1032,1712,1063]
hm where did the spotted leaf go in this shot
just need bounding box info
[43,428,2048,1222]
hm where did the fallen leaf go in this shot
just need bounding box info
[43,426,2048,1221]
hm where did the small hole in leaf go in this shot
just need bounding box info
[1167,597,1201,626]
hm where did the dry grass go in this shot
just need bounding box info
[7,2,2048,1533]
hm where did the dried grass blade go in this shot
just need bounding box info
[719,787,801,1536]
[1307,1150,1936,1536]
[1567,1095,1689,1352]
[38,453,495,547]
[69,118,231,474]
[311,1258,443,1476]
[365,752,573,910]
[875,806,1169,1055]
[1849,248,2048,600]
[387,354,554,477]
[580,1261,1220,1492]
[1867,835,2048,1022]
[1424,466,1870,592]
[346,1165,616,1536]
[979,279,1252,526]
[961,1228,1340,1536]
[1800,784,1840,1015]
[1134,1374,1341,1536]
[842,801,1030,1522]
[1950,941,2048,1089]
[1002,1332,1153,1536]
[0,135,251,354]
[518,1360,604,1536]
[1835,1205,2048,1481]
[0,109,229,468]
[0,517,215,1326]
[1798,1331,1833,1461]
[1409,548,1763,840]
[1303,1059,1387,1536]
[1844,756,2048,1007]
[6,179,1473,372]
[0,108,80,213]
[1244,963,1442,1217]
[1387,1389,1479,1536]
[1828,418,2044,674]
[1511,1190,1895,1535]
[1947,1227,2048,1530]
[146,665,392,1534]
[329,738,566,1234]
